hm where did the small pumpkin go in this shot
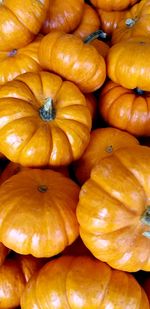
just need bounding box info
[107,37,150,91]
[98,8,127,36]
[83,30,110,59]
[0,168,80,257]
[77,145,150,272]
[0,35,42,85]
[89,0,139,11]
[21,255,149,309]
[74,127,139,185]
[85,93,97,124]
[38,31,106,93]
[99,80,150,136]
[41,0,84,34]
[0,253,45,309]
[0,0,49,51]
[73,3,100,39]
[0,71,91,166]
[112,0,150,44]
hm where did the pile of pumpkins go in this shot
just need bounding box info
[0,0,150,308]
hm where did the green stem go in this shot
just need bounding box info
[84,30,108,44]
[39,98,56,121]
[125,18,137,28]
[141,206,150,239]
[134,88,145,95]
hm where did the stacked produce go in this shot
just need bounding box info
[0,0,149,308]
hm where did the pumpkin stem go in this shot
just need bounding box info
[125,18,137,27]
[141,206,150,239]
[105,145,113,153]
[84,30,108,44]
[9,49,17,57]
[38,185,48,192]
[134,88,145,95]
[39,98,56,121]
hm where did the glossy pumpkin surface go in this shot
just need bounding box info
[98,9,127,35]
[112,0,150,44]
[107,38,150,91]
[74,127,139,185]
[21,255,149,309]
[41,0,84,34]
[99,80,150,136]
[0,168,80,257]
[38,31,106,93]
[77,145,150,272]
[89,0,139,11]
[0,0,49,51]
[0,35,42,85]
[0,71,91,167]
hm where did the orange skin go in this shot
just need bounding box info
[0,0,49,51]
[21,255,149,309]
[0,71,92,167]
[38,31,106,93]
[74,127,139,185]
[77,145,150,272]
[89,0,138,11]
[41,0,84,34]
[99,80,150,136]
[0,35,42,86]
[0,169,80,257]
[98,9,127,36]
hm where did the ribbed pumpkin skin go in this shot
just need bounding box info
[74,127,139,185]
[0,169,80,257]
[107,38,150,92]
[38,31,106,93]
[20,255,149,309]
[0,71,91,167]
[99,80,150,136]
[41,0,84,34]
[112,0,150,44]
[77,146,150,272]
[0,0,49,51]
[89,0,139,11]
[0,35,42,85]
[98,9,127,35]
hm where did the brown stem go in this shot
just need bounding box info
[39,98,56,121]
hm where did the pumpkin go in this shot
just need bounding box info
[107,37,150,91]
[0,0,49,51]
[99,80,150,136]
[0,71,91,167]
[21,255,149,309]
[77,145,150,272]
[83,30,110,59]
[98,8,127,36]
[0,35,42,86]
[38,31,106,93]
[85,93,97,123]
[0,168,80,257]
[89,0,139,11]
[112,0,150,44]
[0,242,9,266]
[41,0,84,34]
[74,127,139,185]
[0,253,45,309]
[143,278,150,302]
[73,3,100,39]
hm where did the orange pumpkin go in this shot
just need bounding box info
[0,168,80,257]
[74,127,139,185]
[98,9,127,36]
[0,35,42,85]
[83,30,110,59]
[0,253,45,309]
[99,80,150,136]
[21,255,149,309]
[77,145,150,272]
[89,0,139,11]
[112,0,150,44]
[0,0,49,51]
[0,71,91,167]
[73,3,100,39]
[41,0,84,34]
[107,37,150,91]
[38,31,106,93]
[85,93,97,124]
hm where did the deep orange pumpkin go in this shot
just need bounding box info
[0,168,80,257]
[21,255,149,309]
[0,0,49,51]
[89,0,139,11]
[38,31,106,93]
[0,71,91,167]
[99,80,150,136]
[77,145,150,272]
